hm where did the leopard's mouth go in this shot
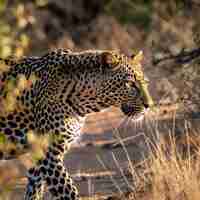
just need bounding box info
[121,103,148,121]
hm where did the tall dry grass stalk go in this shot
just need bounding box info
[97,117,200,200]
[145,128,200,200]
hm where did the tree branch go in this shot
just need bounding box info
[153,47,200,65]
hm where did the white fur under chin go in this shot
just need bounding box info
[133,114,145,122]
[131,107,149,122]
[70,116,86,145]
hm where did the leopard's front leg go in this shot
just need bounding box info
[25,166,45,200]
[47,142,79,200]
[24,116,83,200]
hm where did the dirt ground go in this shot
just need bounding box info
[1,105,199,200]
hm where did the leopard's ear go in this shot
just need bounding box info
[101,51,120,71]
[131,50,143,64]
[130,51,144,81]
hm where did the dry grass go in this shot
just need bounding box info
[1,112,200,200]
[91,115,200,200]
[107,120,200,200]
[143,130,200,200]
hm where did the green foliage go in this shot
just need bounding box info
[35,0,49,7]
[0,132,6,145]
[0,0,6,13]
[0,2,30,58]
[105,0,153,29]
[0,21,12,58]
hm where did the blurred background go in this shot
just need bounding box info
[0,0,200,199]
[0,0,200,112]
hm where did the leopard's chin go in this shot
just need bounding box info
[131,112,145,121]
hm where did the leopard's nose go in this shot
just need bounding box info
[143,103,149,109]
[121,104,134,116]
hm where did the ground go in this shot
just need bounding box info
[1,104,199,200]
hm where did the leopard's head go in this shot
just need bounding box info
[42,49,153,119]
[97,50,154,120]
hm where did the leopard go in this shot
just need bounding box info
[0,49,153,200]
